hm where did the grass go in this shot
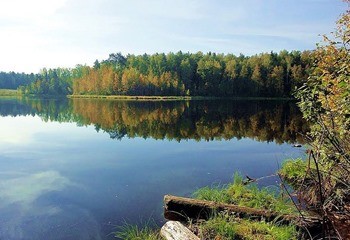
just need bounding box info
[279,158,322,191]
[197,214,298,240]
[113,215,298,240]
[113,173,303,239]
[0,89,19,96]
[112,222,163,240]
[279,158,309,181]
[193,173,297,215]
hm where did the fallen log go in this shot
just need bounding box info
[164,194,322,228]
[160,221,199,240]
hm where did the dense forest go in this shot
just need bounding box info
[17,68,76,95]
[0,50,312,97]
[0,72,36,89]
[0,98,308,143]
[72,51,312,97]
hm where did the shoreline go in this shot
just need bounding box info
[67,94,294,101]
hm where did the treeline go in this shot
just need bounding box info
[72,51,312,97]
[17,50,312,97]
[0,72,36,89]
[18,68,76,95]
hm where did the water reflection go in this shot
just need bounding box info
[0,171,92,240]
[0,97,308,239]
[0,98,308,143]
[0,171,70,208]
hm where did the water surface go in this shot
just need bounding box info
[0,98,307,240]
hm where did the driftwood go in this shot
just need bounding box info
[160,221,199,240]
[164,195,322,228]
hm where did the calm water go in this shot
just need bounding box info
[0,98,307,240]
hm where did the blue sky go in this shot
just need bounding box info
[0,0,347,73]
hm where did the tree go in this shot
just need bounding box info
[197,57,223,95]
[180,58,195,91]
[251,64,263,95]
[269,66,284,96]
[290,64,304,91]
[121,68,140,94]
[295,5,349,236]
[63,51,311,97]
[106,52,127,69]
[93,59,100,69]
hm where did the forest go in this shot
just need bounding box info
[0,72,36,89]
[1,50,312,98]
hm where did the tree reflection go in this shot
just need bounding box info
[0,98,308,143]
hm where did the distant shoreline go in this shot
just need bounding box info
[0,89,18,97]
[67,94,294,101]
[0,89,294,101]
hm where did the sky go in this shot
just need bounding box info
[0,0,347,73]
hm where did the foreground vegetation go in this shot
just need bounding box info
[195,215,297,240]
[114,214,297,240]
[113,222,162,240]
[193,173,297,215]
[113,174,299,240]
[291,5,349,238]
[191,173,300,239]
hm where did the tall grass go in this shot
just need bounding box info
[198,213,298,240]
[193,173,297,215]
[279,158,310,181]
[112,222,162,240]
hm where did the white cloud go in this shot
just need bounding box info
[0,171,70,208]
[0,0,68,20]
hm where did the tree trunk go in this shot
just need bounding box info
[164,194,321,228]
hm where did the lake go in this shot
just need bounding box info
[0,98,307,240]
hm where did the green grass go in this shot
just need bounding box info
[198,214,298,240]
[113,173,300,239]
[113,215,298,240]
[193,173,297,215]
[278,158,322,190]
[113,172,303,239]
[112,222,163,240]
[279,158,309,181]
[0,89,19,96]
